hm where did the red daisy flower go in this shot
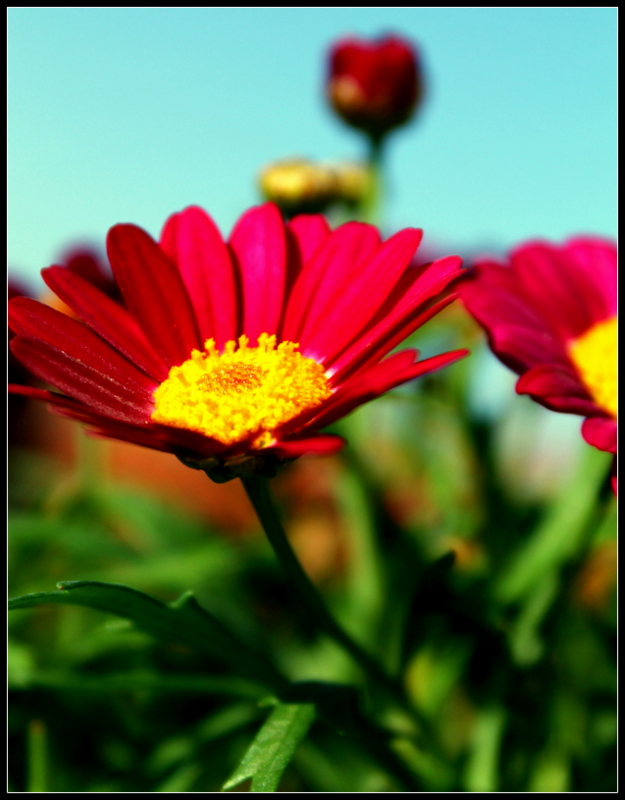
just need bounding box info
[9,203,467,480]
[327,34,422,141]
[459,237,617,480]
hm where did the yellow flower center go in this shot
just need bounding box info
[151,333,332,448]
[567,316,617,417]
[259,159,337,207]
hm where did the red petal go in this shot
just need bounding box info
[107,224,201,366]
[8,385,150,443]
[273,349,413,437]
[459,261,571,373]
[328,256,463,380]
[581,417,617,454]
[303,348,467,432]
[97,419,228,457]
[11,333,154,425]
[515,363,601,416]
[8,385,159,449]
[296,225,383,349]
[269,434,346,458]
[565,237,617,317]
[9,297,156,423]
[42,266,168,382]
[311,350,469,428]
[160,206,238,348]
[486,323,568,375]
[8,383,227,458]
[61,247,116,295]
[281,215,332,314]
[460,262,546,332]
[287,214,331,264]
[336,348,467,417]
[57,406,220,456]
[511,243,601,341]
[83,423,183,453]
[281,221,380,343]
[8,384,92,413]
[329,295,456,387]
[229,204,286,344]
[301,227,423,363]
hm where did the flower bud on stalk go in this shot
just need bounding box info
[258,158,374,218]
[326,34,423,145]
[258,159,338,217]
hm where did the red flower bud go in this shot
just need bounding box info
[326,34,422,141]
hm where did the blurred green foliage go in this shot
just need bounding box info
[9,348,616,791]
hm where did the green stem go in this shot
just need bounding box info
[241,475,432,736]
[27,719,47,792]
[362,135,386,227]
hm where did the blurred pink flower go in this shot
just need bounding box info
[460,237,617,490]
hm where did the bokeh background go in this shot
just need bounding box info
[9,7,616,288]
[9,8,617,792]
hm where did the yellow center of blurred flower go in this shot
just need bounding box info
[258,159,337,209]
[567,316,617,417]
[151,333,332,447]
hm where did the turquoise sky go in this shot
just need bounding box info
[9,8,616,287]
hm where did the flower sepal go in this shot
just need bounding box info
[177,451,285,483]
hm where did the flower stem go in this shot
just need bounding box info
[362,135,386,227]
[241,474,430,731]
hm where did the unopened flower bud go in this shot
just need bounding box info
[258,159,338,216]
[327,34,422,142]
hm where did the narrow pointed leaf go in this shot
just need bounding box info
[9,580,286,691]
[222,702,315,792]
[494,447,610,604]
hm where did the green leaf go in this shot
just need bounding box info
[222,702,315,792]
[155,763,203,793]
[528,747,570,793]
[279,682,424,791]
[507,572,560,665]
[9,580,286,692]
[494,447,610,605]
[9,669,267,699]
[463,705,506,792]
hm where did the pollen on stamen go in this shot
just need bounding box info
[151,333,333,447]
[171,366,190,387]
[197,363,265,396]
